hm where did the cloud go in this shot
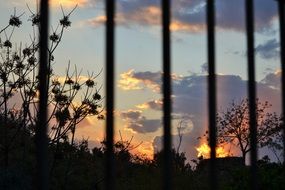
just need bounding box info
[88,0,277,33]
[255,39,280,60]
[119,70,281,115]
[128,119,161,134]
[87,15,106,27]
[121,109,142,120]
[136,99,162,110]
[121,69,281,161]
[118,70,161,92]
[118,70,182,92]
[120,109,161,133]
[260,70,281,89]
[88,1,205,33]
[200,62,208,73]
[50,0,89,7]
[229,39,280,60]
[215,0,277,32]
[11,0,89,8]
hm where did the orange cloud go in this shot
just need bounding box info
[135,141,154,159]
[136,99,163,110]
[118,70,144,90]
[118,70,161,92]
[88,5,204,33]
[170,20,205,33]
[123,6,160,26]
[88,15,106,27]
[136,103,150,110]
[50,0,88,7]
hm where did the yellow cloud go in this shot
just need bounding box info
[136,99,163,110]
[118,70,143,90]
[50,0,88,7]
[136,103,150,109]
[118,70,161,92]
[170,20,205,33]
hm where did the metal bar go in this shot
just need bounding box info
[277,0,285,164]
[245,0,258,189]
[207,0,217,189]
[105,0,115,189]
[36,0,49,189]
[162,0,172,189]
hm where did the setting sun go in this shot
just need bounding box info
[196,143,230,158]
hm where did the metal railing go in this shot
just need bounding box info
[36,0,49,190]
[35,0,285,189]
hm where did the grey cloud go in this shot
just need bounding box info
[126,70,281,115]
[133,71,161,84]
[138,99,162,110]
[261,70,281,89]
[129,119,161,133]
[127,70,280,161]
[118,0,159,13]
[214,0,277,32]
[121,110,142,120]
[90,0,277,33]
[146,100,162,110]
[255,39,280,60]
[201,63,208,73]
[120,110,161,133]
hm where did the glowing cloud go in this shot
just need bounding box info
[88,4,205,33]
[50,0,88,7]
[118,70,144,90]
[120,109,161,134]
[118,70,161,92]
[136,99,163,110]
[135,141,154,159]
[170,20,205,33]
[87,15,106,28]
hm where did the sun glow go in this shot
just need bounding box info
[50,0,88,7]
[135,141,154,160]
[196,143,230,158]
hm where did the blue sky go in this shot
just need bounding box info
[0,0,282,161]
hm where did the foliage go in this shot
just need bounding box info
[153,149,191,173]
[0,111,284,189]
[0,6,103,148]
[0,6,104,187]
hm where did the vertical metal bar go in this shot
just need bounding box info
[207,0,217,189]
[36,0,49,189]
[105,0,115,189]
[277,0,285,164]
[162,0,172,189]
[245,0,258,189]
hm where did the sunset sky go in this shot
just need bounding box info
[0,0,282,162]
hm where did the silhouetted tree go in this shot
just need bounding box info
[203,99,282,164]
[0,5,103,170]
